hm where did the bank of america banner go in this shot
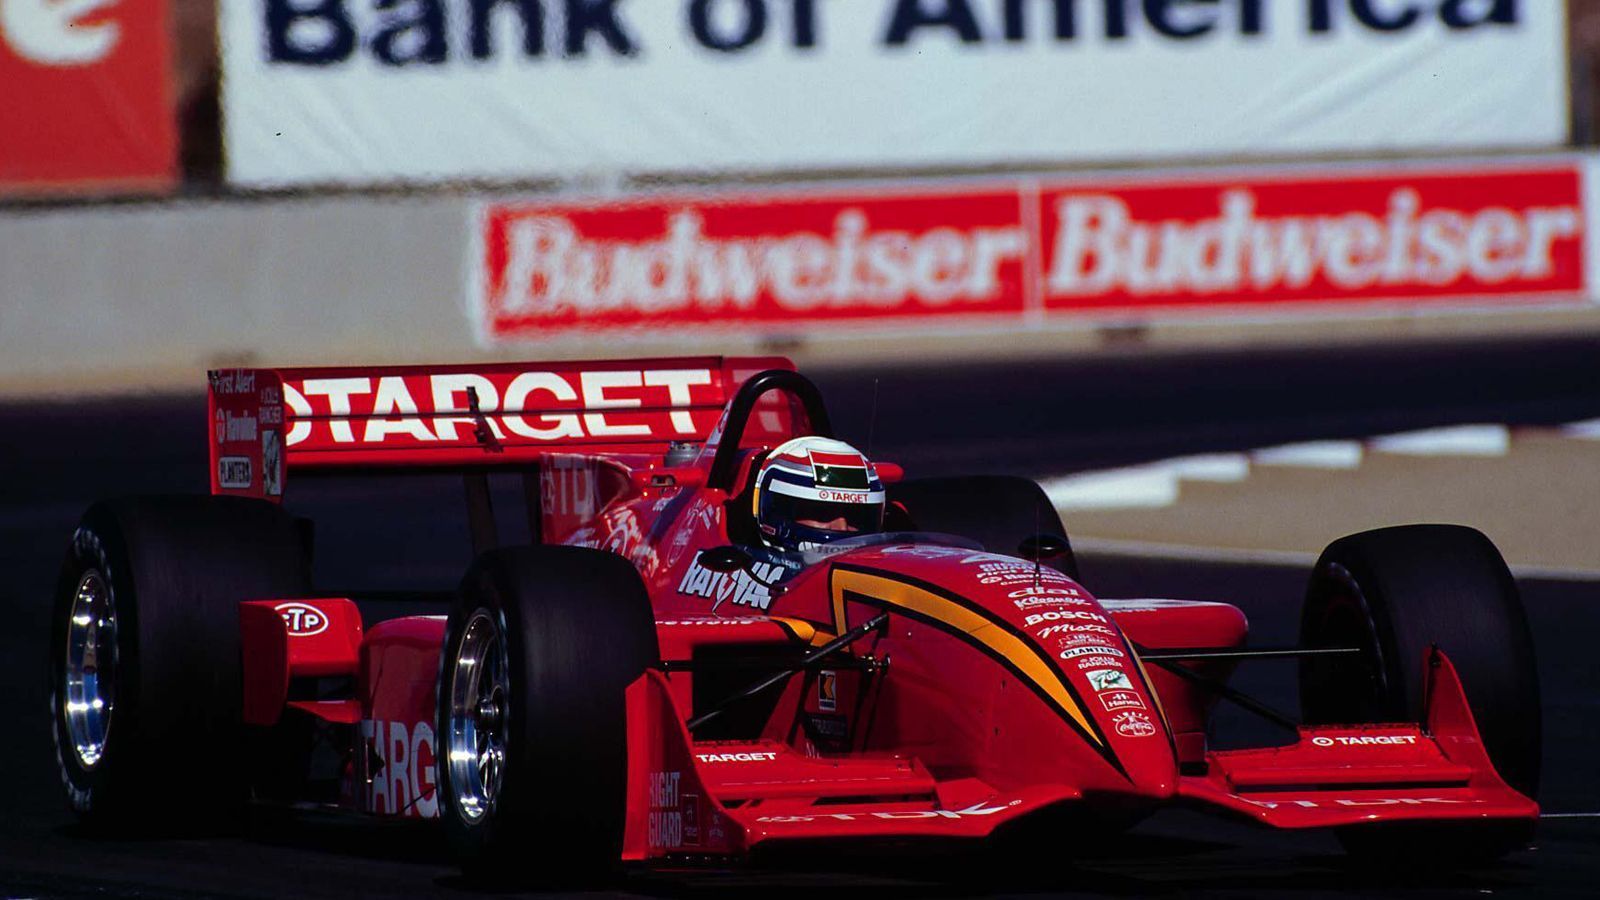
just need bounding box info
[223,1,1566,188]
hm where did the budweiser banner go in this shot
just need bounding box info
[473,160,1589,340]
[222,1,1565,188]
[1,0,177,194]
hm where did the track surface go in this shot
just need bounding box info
[2,336,1598,898]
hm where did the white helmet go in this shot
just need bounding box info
[753,437,885,552]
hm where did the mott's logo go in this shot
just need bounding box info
[275,602,329,636]
[1,0,121,65]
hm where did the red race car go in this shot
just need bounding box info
[49,356,1540,879]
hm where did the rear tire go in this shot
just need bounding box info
[49,496,312,830]
[436,546,659,882]
[889,476,1078,580]
[1299,524,1539,863]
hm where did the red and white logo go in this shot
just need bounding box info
[477,189,1029,337]
[1,0,176,193]
[275,602,329,637]
[1113,710,1158,738]
[1040,168,1584,312]
[1099,690,1146,713]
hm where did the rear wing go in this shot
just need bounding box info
[207,356,793,499]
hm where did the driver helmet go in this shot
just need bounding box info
[753,436,885,552]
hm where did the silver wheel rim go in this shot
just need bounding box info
[446,609,510,823]
[64,570,117,770]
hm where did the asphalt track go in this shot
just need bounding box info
[1,335,1598,898]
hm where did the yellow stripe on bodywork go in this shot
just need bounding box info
[768,616,820,645]
[829,568,1100,745]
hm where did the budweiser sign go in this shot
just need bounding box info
[477,189,1030,336]
[1041,168,1585,311]
[474,163,1587,339]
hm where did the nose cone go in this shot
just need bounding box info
[822,545,1179,797]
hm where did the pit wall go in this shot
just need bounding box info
[4,154,1600,398]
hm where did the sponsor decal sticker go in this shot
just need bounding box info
[1085,669,1133,692]
[275,602,329,636]
[1098,690,1146,713]
[1311,734,1419,747]
[1060,645,1125,660]
[818,670,837,712]
[1037,623,1115,640]
[755,799,1022,824]
[1113,710,1158,738]
[360,719,438,817]
[1024,610,1106,627]
[696,752,778,763]
[677,550,786,612]
[648,770,683,849]
[261,429,283,497]
[1055,633,1116,650]
[1075,656,1126,670]
[218,456,252,490]
[1243,796,1469,810]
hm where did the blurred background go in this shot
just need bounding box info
[3,4,1600,895]
[3,0,1600,393]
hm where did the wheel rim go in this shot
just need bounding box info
[64,570,117,770]
[447,609,510,822]
[1307,563,1390,723]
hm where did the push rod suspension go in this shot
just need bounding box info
[685,611,889,732]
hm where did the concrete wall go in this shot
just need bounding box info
[5,189,1600,399]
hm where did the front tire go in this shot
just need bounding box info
[49,496,311,830]
[1299,524,1539,862]
[436,546,658,882]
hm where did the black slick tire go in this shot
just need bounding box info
[49,496,312,831]
[1299,524,1539,863]
[436,546,659,883]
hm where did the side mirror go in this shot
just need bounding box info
[1017,533,1070,562]
[698,545,753,574]
[631,466,706,492]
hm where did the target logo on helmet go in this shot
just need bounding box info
[755,437,885,553]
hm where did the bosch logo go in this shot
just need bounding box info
[276,602,328,636]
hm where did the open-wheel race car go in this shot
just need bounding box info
[50,356,1541,880]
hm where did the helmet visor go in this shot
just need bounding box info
[761,492,884,546]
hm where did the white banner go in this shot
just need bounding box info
[222,0,1567,187]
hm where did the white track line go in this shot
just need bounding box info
[1562,418,1600,440]
[1042,454,1252,511]
[1540,812,1600,818]
[1072,536,1600,582]
[1042,467,1179,510]
[1163,453,1252,482]
[1370,424,1510,456]
[1250,440,1363,468]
